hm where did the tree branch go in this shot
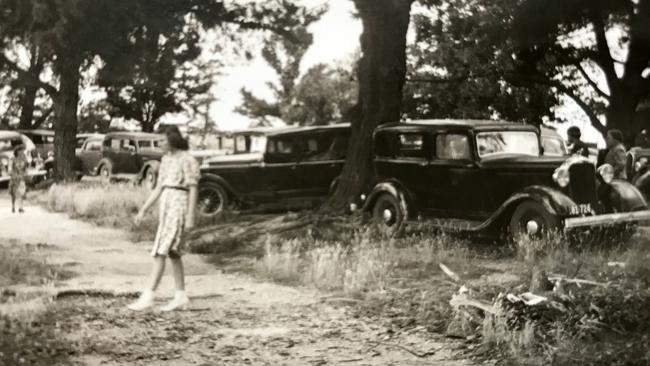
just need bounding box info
[590,14,619,89]
[575,62,610,99]
[0,53,59,98]
[405,71,498,84]
[552,81,607,135]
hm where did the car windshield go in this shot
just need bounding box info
[542,137,566,156]
[0,138,24,152]
[476,131,540,158]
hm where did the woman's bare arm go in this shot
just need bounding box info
[135,185,162,223]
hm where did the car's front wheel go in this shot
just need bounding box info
[198,181,229,218]
[372,193,405,237]
[509,200,559,241]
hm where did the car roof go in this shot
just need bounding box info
[18,129,54,136]
[229,123,351,137]
[376,119,539,133]
[105,131,163,140]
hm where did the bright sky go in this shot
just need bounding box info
[208,0,361,130]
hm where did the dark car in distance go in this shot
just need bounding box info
[198,124,350,217]
[360,120,650,241]
[87,132,164,188]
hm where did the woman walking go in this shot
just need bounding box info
[128,126,199,311]
[9,145,28,213]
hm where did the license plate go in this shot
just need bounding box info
[569,203,592,216]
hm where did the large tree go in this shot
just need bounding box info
[327,0,414,210]
[403,0,558,125]
[514,0,650,140]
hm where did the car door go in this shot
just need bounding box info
[427,132,486,220]
[294,132,349,197]
[80,139,103,174]
[261,136,302,201]
[108,138,139,174]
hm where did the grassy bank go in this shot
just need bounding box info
[257,229,650,365]
[41,182,157,241]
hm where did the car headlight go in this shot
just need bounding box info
[597,164,614,184]
[553,167,570,188]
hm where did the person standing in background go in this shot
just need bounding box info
[567,126,590,157]
[9,145,28,213]
[604,129,628,180]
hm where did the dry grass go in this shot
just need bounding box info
[0,243,73,288]
[43,182,157,241]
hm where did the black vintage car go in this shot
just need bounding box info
[95,132,164,188]
[198,124,350,217]
[361,120,650,240]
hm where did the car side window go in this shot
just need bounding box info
[397,134,425,159]
[86,140,102,151]
[122,139,136,152]
[436,134,472,160]
[109,139,120,150]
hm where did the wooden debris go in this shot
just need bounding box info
[449,292,496,315]
[548,276,609,287]
[439,263,461,283]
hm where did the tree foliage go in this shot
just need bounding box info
[513,0,650,140]
[403,0,558,125]
[0,0,322,180]
[236,7,325,126]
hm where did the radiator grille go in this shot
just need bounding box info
[569,163,597,205]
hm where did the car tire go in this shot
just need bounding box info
[198,181,229,218]
[372,193,405,238]
[509,200,559,241]
[99,162,112,183]
[143,167,158,190]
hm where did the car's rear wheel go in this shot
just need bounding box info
[143,167,158,190]
[509,200,559,241]
[372,193,405,237]
[198,181,229,218]
[99,163,112,183]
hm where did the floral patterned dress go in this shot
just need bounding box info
[150,151,200,257]
[9,157,28,198]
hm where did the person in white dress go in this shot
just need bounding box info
[128,126,199,311]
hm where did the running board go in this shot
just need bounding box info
[406,218,485,232]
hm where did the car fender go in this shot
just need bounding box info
[633,171,650,196]
[362,179,418,220]
[477,185,573,233]
[199,173,240,200]
[608,180,647,212]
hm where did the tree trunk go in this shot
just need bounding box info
[53,61,81,181]
[606,89,640,145]
[326,0,413,211]
[18,84,38,130]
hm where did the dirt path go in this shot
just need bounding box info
[0,197,471,365]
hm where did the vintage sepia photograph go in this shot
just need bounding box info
[1,0,650,365]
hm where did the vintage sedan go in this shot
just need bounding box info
[75,135,105,177]
[0,131,46,184]
[94,132,164,188]
[361,120,650,240]
[198,124,350,217]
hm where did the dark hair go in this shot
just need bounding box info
[13,145,26,157]
[165,125,189,151]
[607,129,624,143]
[567,126,581,139]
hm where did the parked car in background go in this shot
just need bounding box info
[19,129,54,158]
[75,135,105,177]
[92,132,164,189]
[0,131,46,184]
[76,133,104,152]
[360,120,650,242]
[198,124,350,217]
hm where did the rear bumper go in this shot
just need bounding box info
[564,210,650,229]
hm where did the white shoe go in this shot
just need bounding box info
[127,291,154,311]
[160,293,189,312]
